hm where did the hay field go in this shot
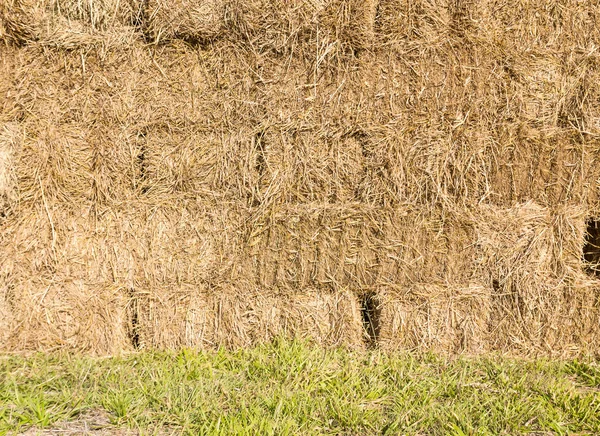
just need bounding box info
[1,0,600,356]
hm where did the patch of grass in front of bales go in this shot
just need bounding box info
[1,339,600,435]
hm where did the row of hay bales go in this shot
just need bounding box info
[0,193,596,354]
[0,0,380,50]
[1,0,600,356]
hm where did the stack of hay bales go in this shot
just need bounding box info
[1,0,600,356]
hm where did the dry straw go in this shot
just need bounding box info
[1,0,600,355]
[0,0,138,48]
[143,0,225,44]
[0,123,20,217]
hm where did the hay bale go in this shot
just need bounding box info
[141,0,338,52]
[376,0,449,46]
[5,279,130,353]
[319,0,379,53]
[379,284,491,354]
[0,249,15,346]
[0,0,138,48]
[473,202,600,355]
[132,285,364,349]
[0,123,20,217]
[246,204,476,291]
[143,0,225,44]
[478,0,600,50]
[0,208,131,353]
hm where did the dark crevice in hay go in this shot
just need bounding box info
[0,5,37,46]
[348,130,371,203]
[351,130,370,158]
[584,218,600,277]
[127,288,141,349]
[90,143,105,206]
[3,280,15,311]
[502,62,521,83]
[373,0,382,35]
[133,0,149,29]
[136,130,148,194]
[254,130,266,177]
[251,128,267,207]
[449,0,475,38]
[513,284,526,324]
[174,35,220,49]
[360,291,381,348]
[558,80,587,131]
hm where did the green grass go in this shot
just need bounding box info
[1,339,600,435]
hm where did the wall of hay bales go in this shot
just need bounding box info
[1,0,600,356]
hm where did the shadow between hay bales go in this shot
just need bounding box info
[359,291,381,348]
[126,287,141,349]
[584,218,600,277]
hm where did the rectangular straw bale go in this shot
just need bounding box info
[209,287,364,348]
[0,123,20,216]
[246,203,376,289]
[0,0,138,48]
[141,128,258,201]
[19,122,146,207]
[353,123,497,207]
[0,253,15,346]
[376,0,449,46]
[0,208,130,353]
[143,0,225,44]
[132,284,364,349]
[4,279,129,353]
[135,204,237,285]
[477,0,600,51]
[16,122,95,206]
[320,0,379,52]
[81,201,240,292]
[478,46,600,206]
[366,206,477,288]
[378,283,491,354]
[473,202,586,291]
[488,128,600,207]
[142,0,329,51]
[227,0,334,56]
[246,204,476,291]
[338,49,501,207]
[473,202,600,355]
[245,127,366,206]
